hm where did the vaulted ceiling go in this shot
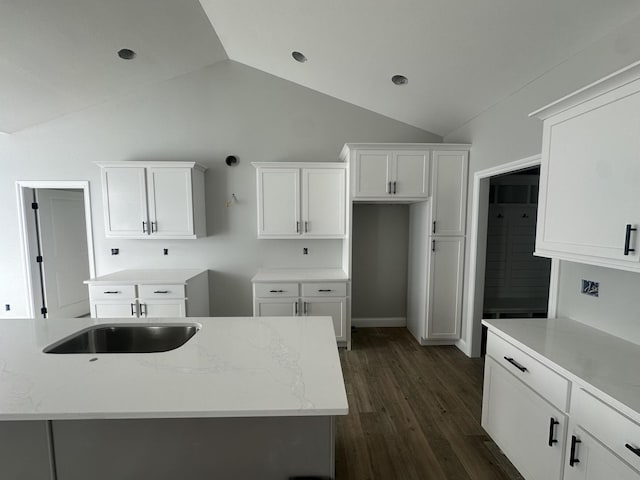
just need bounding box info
[2,0,640,135]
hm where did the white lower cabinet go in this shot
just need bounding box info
[252,279,349,345]
[482,356,567,480]
[91,301,137,319]
[140,300,186,318]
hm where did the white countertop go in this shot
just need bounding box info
[252,268,349,283]
[84,269,207,285]
[483,317,640,415]
[0,316,348,421]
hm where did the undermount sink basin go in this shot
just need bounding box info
[43,323,199,354]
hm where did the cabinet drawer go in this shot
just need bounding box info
[572,387,640,472]
[138,284,186,299]
[301,282,347,297]
[88,285,136,300]
[486,331,569,410]
[254,283,299,298]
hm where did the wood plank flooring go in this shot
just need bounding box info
[335,327,523,480]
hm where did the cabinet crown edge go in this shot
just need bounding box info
[339,143,471,160]
[95,161,207,172]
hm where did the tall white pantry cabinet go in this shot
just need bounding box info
[341,144,470,344]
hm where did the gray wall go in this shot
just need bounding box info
[0,60,439,318]
[444,13,640,350]
[351,204,409,320]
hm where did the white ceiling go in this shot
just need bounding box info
[199,0,640,137]
[0,0,227,133]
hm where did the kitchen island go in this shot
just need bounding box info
[0,316,348,479]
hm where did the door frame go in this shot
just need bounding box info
[16,180,96,318]
[461,154,560,357]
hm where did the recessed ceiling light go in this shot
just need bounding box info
[392,75,408,86]
[117,48,136,60]
[292,51,307,63]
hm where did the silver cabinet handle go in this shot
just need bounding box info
[140,303,146,317]
[153,290,169,294]
[388,181,392,194]
[294,301,299,315]
[296,221,300,233]
[318,289,332,292]
[130,303,137,317]
[142,221,148,233]
[269,289,285,293]
[432,239,435,252]
[303,302,308,315]
[104,291,120,294]
[151,221,157,233]
[304,221,309,233]
[393,181,397,194]
[432,221,436,234]
[624,224,637,255]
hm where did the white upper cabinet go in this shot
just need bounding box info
[349,148,429,200]
[98,162,206,239]
[531,62,640,271]
[431,150,469,236]
[254,163,346,239]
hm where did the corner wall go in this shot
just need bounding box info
[444,13,640,353]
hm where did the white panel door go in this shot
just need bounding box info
[431,151,468,236]
[37,189,90,318]
[254,298,298,316]
[147,167,194,237]
[302,168,346,237]
[303,297,347,342]
[102,167,148,237]
[564,426,640,480]
[140,300,186,318]
[482,357,567,480]
[392,151,429,198]
[257,168,300,237]
[427,236,464,339]
[353,150,392,198]
[538,89,640,264]
[92,302,137,318]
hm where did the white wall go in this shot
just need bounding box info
[0,60,439,318]
[445,13,640,353]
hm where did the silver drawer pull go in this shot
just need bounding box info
[269,290,285,293]
[318,289,333,292]
[153,290,169,294]
[104,291,120,294]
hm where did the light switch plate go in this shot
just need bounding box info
[581,279,599,297]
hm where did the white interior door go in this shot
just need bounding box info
[102,167,148,237]
[302,168,346,236]
[37,189,90,318]
[147,167,194,237]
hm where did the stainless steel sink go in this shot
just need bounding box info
[43,323,199,354]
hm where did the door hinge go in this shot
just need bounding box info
[36,255,43,263]
[31,202,38,210]
[40,307,47,315]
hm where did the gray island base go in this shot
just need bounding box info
[1,416,335,479]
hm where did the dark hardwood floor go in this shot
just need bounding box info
[335,327,522,480]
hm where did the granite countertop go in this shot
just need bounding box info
[0,316,348,421]
[252,268,349,282]
[483,317,640,416]
[84,269,207,285]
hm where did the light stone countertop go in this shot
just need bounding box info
[0,316,348,421]
[252,268,349,282]
[84,269,207,285]
[483,317,640,417]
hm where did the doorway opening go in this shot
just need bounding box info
[16,181,95,319]
[463,155,560,357]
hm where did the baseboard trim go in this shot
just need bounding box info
[352,317,406,328]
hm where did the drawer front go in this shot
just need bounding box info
[486,331,570,410]
[89,285,136,301]
[301,282,347,297]
[254,283,299,298]
[572,387,640,472]
[138,284,186,299]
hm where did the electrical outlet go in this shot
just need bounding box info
[303,248,308,255]
[111,248,119,255]
[163,248,168,255]
[581,279,599,297]
[4,304,9,312]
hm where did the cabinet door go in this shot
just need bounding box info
[254,298,299,316]
[147,167,195,237]
[140,300,186,318]
[353,150,392,198]
[427,237,464,339]
[392,151,429,198]
[302,168,346,237]
[537,88,640,266]
[564,427,640,480]
[92,302,137,318]
[303,297,347,342]
[431,151,468,235]
[257,168,300,237]
[482,356,567,480]
[101,167,148,237]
